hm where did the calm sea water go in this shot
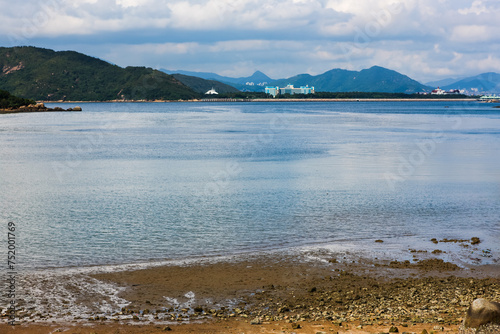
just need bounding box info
[1,101,499,269]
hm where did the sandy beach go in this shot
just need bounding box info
[2,237,499,334]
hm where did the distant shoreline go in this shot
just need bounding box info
[0,104,81,114]
[42,98,479,103]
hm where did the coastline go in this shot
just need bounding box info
[2,238,498,333]
[0,104,81,114]
[40,98,479,103]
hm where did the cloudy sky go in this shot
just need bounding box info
[1,0,499,83]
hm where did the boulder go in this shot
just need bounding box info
[72,106,82,111]
[464,298,500,328]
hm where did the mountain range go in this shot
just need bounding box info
[164,66,431,94]
[270,66,431,94]
[1,46,498,101]
[161,69,273,92]
[167,68,500,95]
[439,73,500,94]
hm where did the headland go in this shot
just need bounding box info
[0,102,82,114]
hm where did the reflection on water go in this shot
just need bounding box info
[0,101,499,269]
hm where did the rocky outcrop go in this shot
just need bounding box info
[464,298,500,329]
[0,103,82,114]
[1,61,24,75]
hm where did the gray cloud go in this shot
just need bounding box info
[1,0,499,82]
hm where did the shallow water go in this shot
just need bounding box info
[0,101,499,270]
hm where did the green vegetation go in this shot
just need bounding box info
[171,74,239,94]
[0,46,200,101]
[0,89,35,109]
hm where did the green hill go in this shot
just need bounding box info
[0,89,35,109]
[0,46,199,101]
[270,66,431,93]
[171,73,240,94]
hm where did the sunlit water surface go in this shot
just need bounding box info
[1,101,499,270]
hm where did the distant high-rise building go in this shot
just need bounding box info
[265,84,315,97]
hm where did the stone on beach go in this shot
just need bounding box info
[389,325,399,332]
[464,298,500,329]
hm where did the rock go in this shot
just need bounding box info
[250,317,262,325]
[464,298,500,328]
[421,330,428,334]
[163,326,172,331]
[471,237,481,245]
[375,239,384,243]
[389,326,399,332]
[291,323,301,329]
[73,106,82,111]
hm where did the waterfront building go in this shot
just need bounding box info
[431,87,460,95]
[265,86,280,97]
[265,84,315,97]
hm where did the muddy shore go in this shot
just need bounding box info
[1,237,499,333]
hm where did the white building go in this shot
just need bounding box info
[265,86,280,97]
[431,87,460,95]
[205,88,218,95]
[265,84,315,97]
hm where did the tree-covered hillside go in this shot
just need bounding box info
[171,74,240,94]
[0,89,35,109]
[0,46,200,101]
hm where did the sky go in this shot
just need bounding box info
[1,0,500,83]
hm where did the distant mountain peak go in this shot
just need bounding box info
[245,71,272,84]
[436,72,500,94]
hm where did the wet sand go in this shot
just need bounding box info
[1,238,499,333]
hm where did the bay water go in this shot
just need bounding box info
[1,101,499,270]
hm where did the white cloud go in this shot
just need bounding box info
[458,0,488,15]
[116,0,151,8]
[450,25,499,43]
[464,54,500,73]
[1,0,500,82]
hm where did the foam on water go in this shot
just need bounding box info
[1,233,498,325]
